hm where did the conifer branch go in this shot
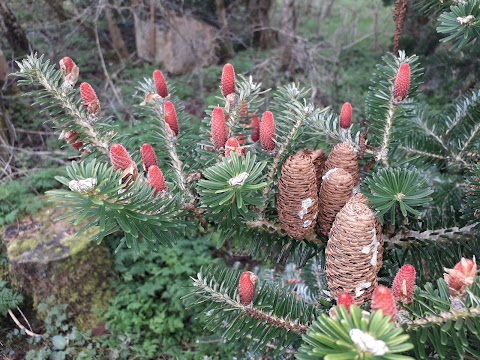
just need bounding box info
[398,146,448,160]
[377,100,397,167]
[403,307,480,330]
[384,223,479,250]
[245,220,324,245]
[191,272,310,335]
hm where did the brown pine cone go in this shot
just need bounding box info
[277,151,319,241]
[323,142,359,186]
[326,200,381,305]
[317,168,354,236]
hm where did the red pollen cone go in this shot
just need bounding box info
[393,63,411,101]
[80,82,98,106]
[109,144,134,171]
[211,107,228,149]
[225,137,241,157]
[251,114,260,142]
[61,57,75,75]
[339,102,352,129]
[239,271,258,306]
[337,292,354,313]
[164,101,179,136]
[153,70,169,98]
[140,144,158,171]
[221,63,235,97]
[260,111,275,151]
[371,286,397,321]
[392,264,416,305]
[64,130,83,151]
[148,165,167,195]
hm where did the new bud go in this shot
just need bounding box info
[140,144,158,171]
[148,165,167,195]
[164,101,179,136]
[153,70,169,98]
[211,107,228,149]
[392,264,416,305]
[221,63,235,97]
[393,63,411,102]
[239,271,258,306]
[371,286,397,321]
[444,257,477,298]
[339,102,352,129]
[63,130,83,151]
[80,82,101,121]
[260,111,275,151]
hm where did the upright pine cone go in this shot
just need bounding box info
[277,151,319,240]
[221,63,235,97]
[317,168,354,236]
[339,102,352,129]
[306,149,326,190]
[211,107,228,149]
[153,70,169,98]
[349,193,383,272]
[326,200,381,304]
[393,63,410,102]
[164,101,179,136]
[323,142,359,186]
[260,111,275,151]
[140,144,158,171]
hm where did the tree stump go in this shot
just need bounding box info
[2,205,113,331]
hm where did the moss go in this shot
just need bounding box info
[2,205,113,331]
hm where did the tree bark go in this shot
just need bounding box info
[104,5,129,59]
[0,0,31,56]
[280,0,297,71]
[248,0,275,49]
[215,0,235,59]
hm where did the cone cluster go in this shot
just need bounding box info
[277,151,319,240]
[326,197,381,304]
[317,168,354,236]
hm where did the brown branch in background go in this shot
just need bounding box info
[392,0,408,55]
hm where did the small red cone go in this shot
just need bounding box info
[339,102,352,129]
[110,144,134,171]
[392,264,416,305]
[140,144,158,171]
[393,63,411,101]
[250,114,260,142]
[153,70,169,98]
[337,292,354,313]
[260,111,275,151]
[371,286,397,321]
[221,63,235,97]
[211,107,228,149]
[148,165,167,195]
[239,271,258,306]
[164,101,179,136]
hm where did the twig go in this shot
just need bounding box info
[376,98,397,168]
[245,219,324,245]
[8,309,42,337]
[17,306,33,332]
[402,306,480,330]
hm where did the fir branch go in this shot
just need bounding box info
[245,219,324,245]
[385,222,479,250]
[377,99,397,167]
[403,307,480,330]
[14,54,111,155]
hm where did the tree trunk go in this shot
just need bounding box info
[248,0,275,49]
[104,6,129,59]
[5,206,114,331]
[0,48,15,169]
[280,0,297,71]
[215,0,234,59]
[325,0,336,18]
[0,0,31,56]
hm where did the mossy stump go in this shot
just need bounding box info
[2,206,113,331]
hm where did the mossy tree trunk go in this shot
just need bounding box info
[3,206,114,331]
